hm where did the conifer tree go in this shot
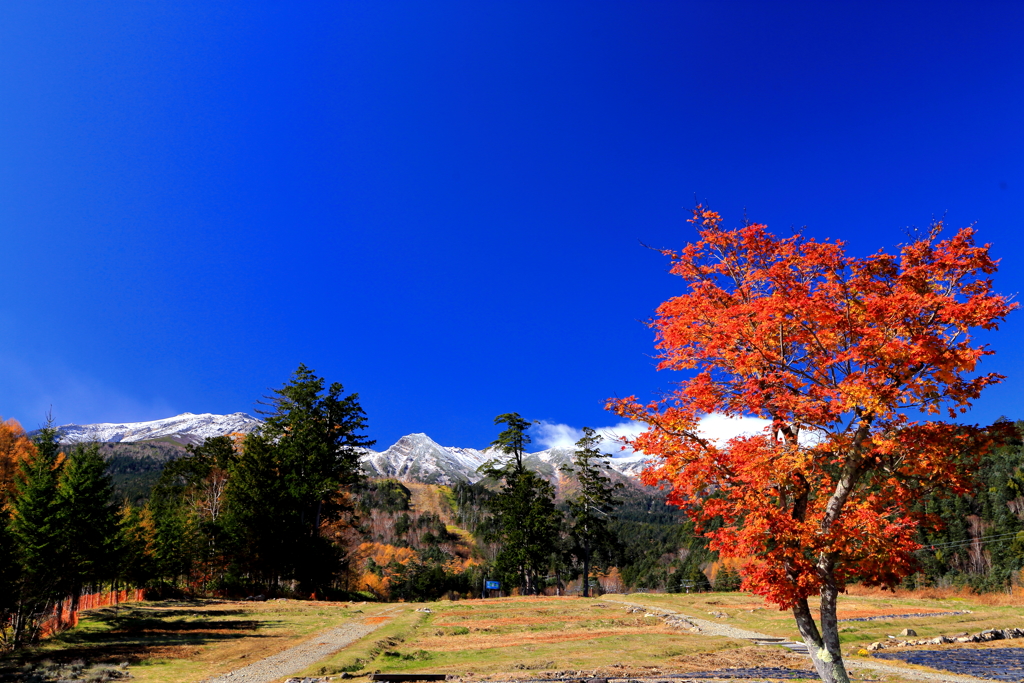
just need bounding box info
[560,427,622,597]
[8,423,64,646]
[116,504,156,590]
[0,507,17,644]
[227,365,373,594]
[481,413,561,595]
[56,443,118,605]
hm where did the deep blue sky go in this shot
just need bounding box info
[1,1,1022,450]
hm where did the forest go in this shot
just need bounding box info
[2,364,1024,650]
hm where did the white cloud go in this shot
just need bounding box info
[533,414,772,457]
[533,421,583,450]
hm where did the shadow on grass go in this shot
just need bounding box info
[1,602,280,672]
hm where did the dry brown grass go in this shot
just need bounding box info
[416,626,680,651]
[844,583,1024,605]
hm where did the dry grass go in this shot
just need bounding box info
[12,591,1023,682]
[845,583,1024,605]
[306,596,761,680]
[0,599,385,683]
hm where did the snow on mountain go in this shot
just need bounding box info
[56,413,653,480]
[360,433,494,485]
[57,412,262,445]
[361,436,652,485]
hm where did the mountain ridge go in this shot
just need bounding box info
[52,413,650,482]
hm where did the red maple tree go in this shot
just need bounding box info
[609,207,1015,683]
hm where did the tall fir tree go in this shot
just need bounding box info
[560,427,622,597]
[7,422,64,647]
[226,365,373,594]
[481,413,561,595]
[56,442,119,605]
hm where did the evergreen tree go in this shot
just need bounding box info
[8,423,64,647]
[226,365,373,594]
[226,432,296,589]
[489,413,532,472]
[56,443,119,605]
[480,413,561,595]
[560,427,622,597]
[0,507,17,645]
[148,435,238,591]
[116,504,156,590]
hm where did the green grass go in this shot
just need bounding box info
[0,598,380,683]
[7,592,1021,682]
[303,596,752,679]
[603,591,1024,648]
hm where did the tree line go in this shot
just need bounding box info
[9,364,1020,655]
[0,365,641,648]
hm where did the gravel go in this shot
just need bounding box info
[202,606,403,683]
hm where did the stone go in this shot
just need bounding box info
[899,628,917,637]
[867,642,883,651]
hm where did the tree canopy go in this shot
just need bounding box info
[610,207,1015,683]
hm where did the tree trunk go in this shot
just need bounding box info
[582,542,591,598]
[792,593,851,683]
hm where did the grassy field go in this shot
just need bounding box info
[298,596,768,680]
[604,589,1024,650]
[0,598,391,683]
[4,590,1024,682]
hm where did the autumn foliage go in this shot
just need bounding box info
[0,418,37,504]
[610,207,1014,681]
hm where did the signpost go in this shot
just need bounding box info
[483,579,500,598]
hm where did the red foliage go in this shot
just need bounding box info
[609,207,1013,678]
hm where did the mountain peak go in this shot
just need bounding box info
[52,413,648,481]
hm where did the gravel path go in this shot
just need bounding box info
[203,606,403,683]
[601,596,993,683]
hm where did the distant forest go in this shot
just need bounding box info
[32,421,1024,599]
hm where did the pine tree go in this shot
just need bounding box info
[0,507,18,645]
[56,443,119,605]
[560,427,622,597]
[481,413,561,595]
[489,413,533,472]
[226,365,373,594]
[8,423,64,646]
[225,431,294,589]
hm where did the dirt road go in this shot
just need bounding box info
[203,606,404,683]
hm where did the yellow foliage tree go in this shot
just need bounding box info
[0,417,37,505]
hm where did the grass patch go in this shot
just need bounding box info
[306,597,754,678]
[603,591,1024,650]
[300,607,428,677]
[0,599,377,683]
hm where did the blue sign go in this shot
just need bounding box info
[485,580,500,590]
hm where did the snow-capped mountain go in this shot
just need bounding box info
[361,433,650,485]
[57,412,262,445]
[361,433,494,484]
[55,413,652,481]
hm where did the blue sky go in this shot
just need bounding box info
[1,1,1022,450]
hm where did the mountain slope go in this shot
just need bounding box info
[55,413,652,482]
[56,412,262,446]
